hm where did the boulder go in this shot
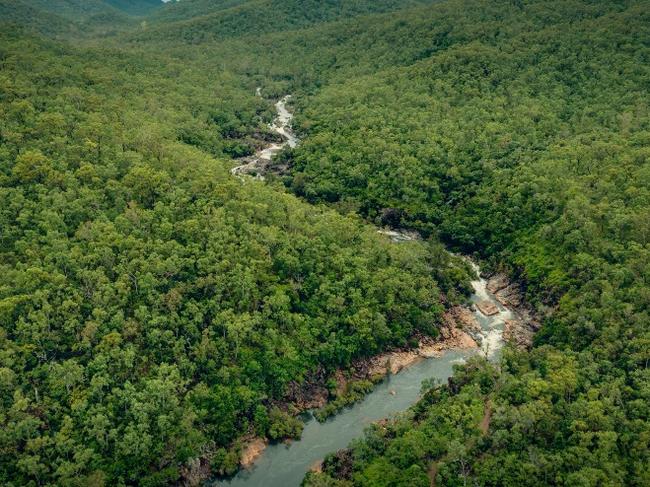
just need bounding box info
[486,274,509,294]
[309,460,324,473]
[455,307,481,333]
[495,284,523,307]
[240,438,268,468]
[503,319,533,348]
[476,300,499,316]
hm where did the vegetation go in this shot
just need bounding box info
[141,0,434,43]
[313,378,378,423]
[0,4,472,485]
[0,0,163,39]
[280,1,649,486]
[1,0,649,485]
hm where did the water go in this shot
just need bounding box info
[467,260,512,359]
[213,250,512,487]
[231,93,297,179]
[376,229,419,242]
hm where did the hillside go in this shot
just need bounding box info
[0,0,164,40]
[27,0,161,19]
[138,0,434,42]
[0,4,471,485]
[1,0,649,486]
[0,0,79,37]
[104,0,162,16]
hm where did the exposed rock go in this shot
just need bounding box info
[363,324,477,377]
[444,306,481,334]
[476,300,499,316]
[486,273,510,294]
[484,272,543,349]
[231,96,296,180]
[179,457,211,487]
[333,370,348,397]
[389,389,396,396]
[495,284,523,307]
[373,418,389,428]
[377,228,420,242]
[418,347,444,359]
[368,349,421,375]
[503,319,533,349]
[309,460,323,473]
[240,438,267,468]
[284,367,330,410]
[452,330,479,349]
[487,274,529,310]
[419,326,478,356]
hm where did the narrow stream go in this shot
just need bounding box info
[219,96,515,487]
[231,93,297,179]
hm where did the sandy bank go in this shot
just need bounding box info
[240,437,268,468]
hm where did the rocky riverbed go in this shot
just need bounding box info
[231,93,297,180]
[219,96,538,487]
[484,272,541,348]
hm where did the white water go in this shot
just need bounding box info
[467,260,510,358]
[231,92,297,179]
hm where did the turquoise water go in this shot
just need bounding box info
[213,349,468,487]
[213,259,509,487]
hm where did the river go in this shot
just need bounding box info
[230,94,297,179]
[216,97,513,487]
[213,253,512,487]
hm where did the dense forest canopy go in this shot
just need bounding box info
[141,0,435,42]
[1,0,649,486]
[0,2,471,485]
[0,0,164,39]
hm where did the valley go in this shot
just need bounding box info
[215,254,518,487]
[0,1,648,486]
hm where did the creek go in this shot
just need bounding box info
[230,95,297,179]
[216,96,515,487]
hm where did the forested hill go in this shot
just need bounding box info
[0,0,78,38]
[26,0,162,19]
[1,0,649,486]
[103,0,162,16]
[0,2,472,486]
[0,0,163,39]
[139,0,435,42]
[271,1,648,485]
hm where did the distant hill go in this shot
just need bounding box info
[0,0,163,38]
[152,0,254,23]
[16,0,162,21]
[141,0,434,42]
[0,0,79,37]
[27,0,117,19]
[104,0,163,16]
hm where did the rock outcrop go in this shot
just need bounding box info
[364,324,478,377]
[503,319,533,348]
[485,273,540,350]
[475,300,499,316]
[240,438,268,468]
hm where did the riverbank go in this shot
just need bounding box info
[232,264,543,480]
[231,94,297,180]
[484,272,542,348]
[236,317,480,472]
[211,246,536,487]
[210,94,534,487]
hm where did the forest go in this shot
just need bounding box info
[1,0,649,486]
